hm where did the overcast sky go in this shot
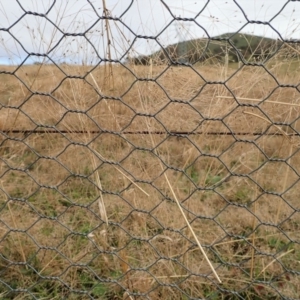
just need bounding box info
[0,0,299,64]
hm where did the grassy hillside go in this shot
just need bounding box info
[1,52,300,298]
[130,33,284,65]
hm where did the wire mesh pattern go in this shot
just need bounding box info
[0,1,300,299]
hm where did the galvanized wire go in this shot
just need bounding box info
[0,1,300,299]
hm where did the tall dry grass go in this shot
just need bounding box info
[1,47,300,299]
[1,0,300,298]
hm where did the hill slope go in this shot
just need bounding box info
[130,33,283,65]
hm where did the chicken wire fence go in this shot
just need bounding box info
[0,0,300,299]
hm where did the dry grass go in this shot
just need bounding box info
[1,51,300,299]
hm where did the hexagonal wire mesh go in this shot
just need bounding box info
[0,0,300,299]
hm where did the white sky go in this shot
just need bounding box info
[0,0,299,64]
